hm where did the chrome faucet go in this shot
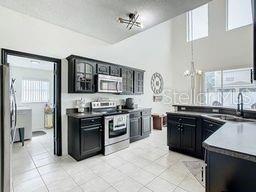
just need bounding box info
[237,92,244,117]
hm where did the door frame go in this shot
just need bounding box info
[1,49,62,156]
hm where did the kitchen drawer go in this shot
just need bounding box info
[142,109,151,116]
[130,111,141,118]
[202,119,223,132]
[168,115,196,125]
[81,117,102,127]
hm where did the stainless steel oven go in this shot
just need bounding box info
[104,114,129,155]
[97,74,122,93]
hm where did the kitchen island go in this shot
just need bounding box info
[167,105,256,192]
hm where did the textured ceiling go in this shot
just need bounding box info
[0,0,211,43]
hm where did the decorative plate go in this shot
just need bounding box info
[151,72,164,94]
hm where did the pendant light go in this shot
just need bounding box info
[184,10,202,105]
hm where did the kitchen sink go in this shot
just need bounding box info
[208,114,256,122]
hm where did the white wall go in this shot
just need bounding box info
[170,0,253,99]
[10,66,54,131]
[0,5,173,154]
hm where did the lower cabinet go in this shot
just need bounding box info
[129,109,151,143]
[167,115,196,154]
[68,116,103,161]
[167,113,225,158]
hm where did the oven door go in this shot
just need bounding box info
[98,74,122,93]
[104,115,129,146]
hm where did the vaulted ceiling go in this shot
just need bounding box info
[0,0,211,43]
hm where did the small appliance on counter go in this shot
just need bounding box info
[125,98,137,109]
[76,98,86,113]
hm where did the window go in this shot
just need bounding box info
[22,79,50,103]
[187,4,209,42]
[204,68,256,109]
[227,0,253,30]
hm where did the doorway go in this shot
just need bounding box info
[1,49,62,191]
[1,49,62,156]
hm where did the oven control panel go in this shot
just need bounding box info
[91,101,116,109]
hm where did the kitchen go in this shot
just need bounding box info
[0,0,255,192]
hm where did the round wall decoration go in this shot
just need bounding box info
[151,72,164,94]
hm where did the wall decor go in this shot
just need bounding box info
[151,72,164,94]
[153,95,163,102]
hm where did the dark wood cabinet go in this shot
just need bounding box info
[122,68,134,95]
[134,70,144,94]
[67,56,96,93]
[206,150,256,192]
[67,55,145,94]
[110,65,121,77]
[129,109,151,143]
[167,113,225,159]
[97,62,110,75]
[167,115,196,154]
[130,115,142,141]
[68,116,103,161]
[180,123,196,152]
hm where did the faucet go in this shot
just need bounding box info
[237,92,244,117]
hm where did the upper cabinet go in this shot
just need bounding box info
[67,55,144,94]
[96,62,110,75]
[121,67,134,95]
[67,56,96,93]
[134,70,144,94]
[110,65,121,77]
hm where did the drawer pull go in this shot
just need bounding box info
[209,124,213,127]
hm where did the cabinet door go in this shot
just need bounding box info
[142,116,151,134]
[130,117,142,139]
[168,121,181,149]
[203,129,215,141]
[80,126,102,156]
[97,62,110,75]
[180,124,196,152]
[122,68,134,94]
[75,59,95,93]
[134,71,144,94]
[110,66,121,77]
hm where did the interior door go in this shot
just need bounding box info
[0,64,11,192]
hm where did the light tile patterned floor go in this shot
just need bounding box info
[11,127,205,192]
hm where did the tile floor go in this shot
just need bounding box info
[11,127,205,192]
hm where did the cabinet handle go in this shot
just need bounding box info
[209,124,213,127]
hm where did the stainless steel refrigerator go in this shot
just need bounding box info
[0,63,11,192]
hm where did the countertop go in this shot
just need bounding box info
[67,107,152,119]
[167,111,256,162]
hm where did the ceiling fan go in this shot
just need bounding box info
[118,11,143,30]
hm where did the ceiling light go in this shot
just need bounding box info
[118,11,143,30]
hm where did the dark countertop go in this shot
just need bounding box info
[67,111,104,118]
[120,108,152,112]
[67,107,152,119]
[167,110,256,163]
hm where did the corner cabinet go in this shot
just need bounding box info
[167,115,196,154]
[67,56,96,93]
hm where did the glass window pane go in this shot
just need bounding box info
[227,0,253,30]
[187,4,209,41]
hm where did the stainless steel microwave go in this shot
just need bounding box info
[97,74,122,93]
